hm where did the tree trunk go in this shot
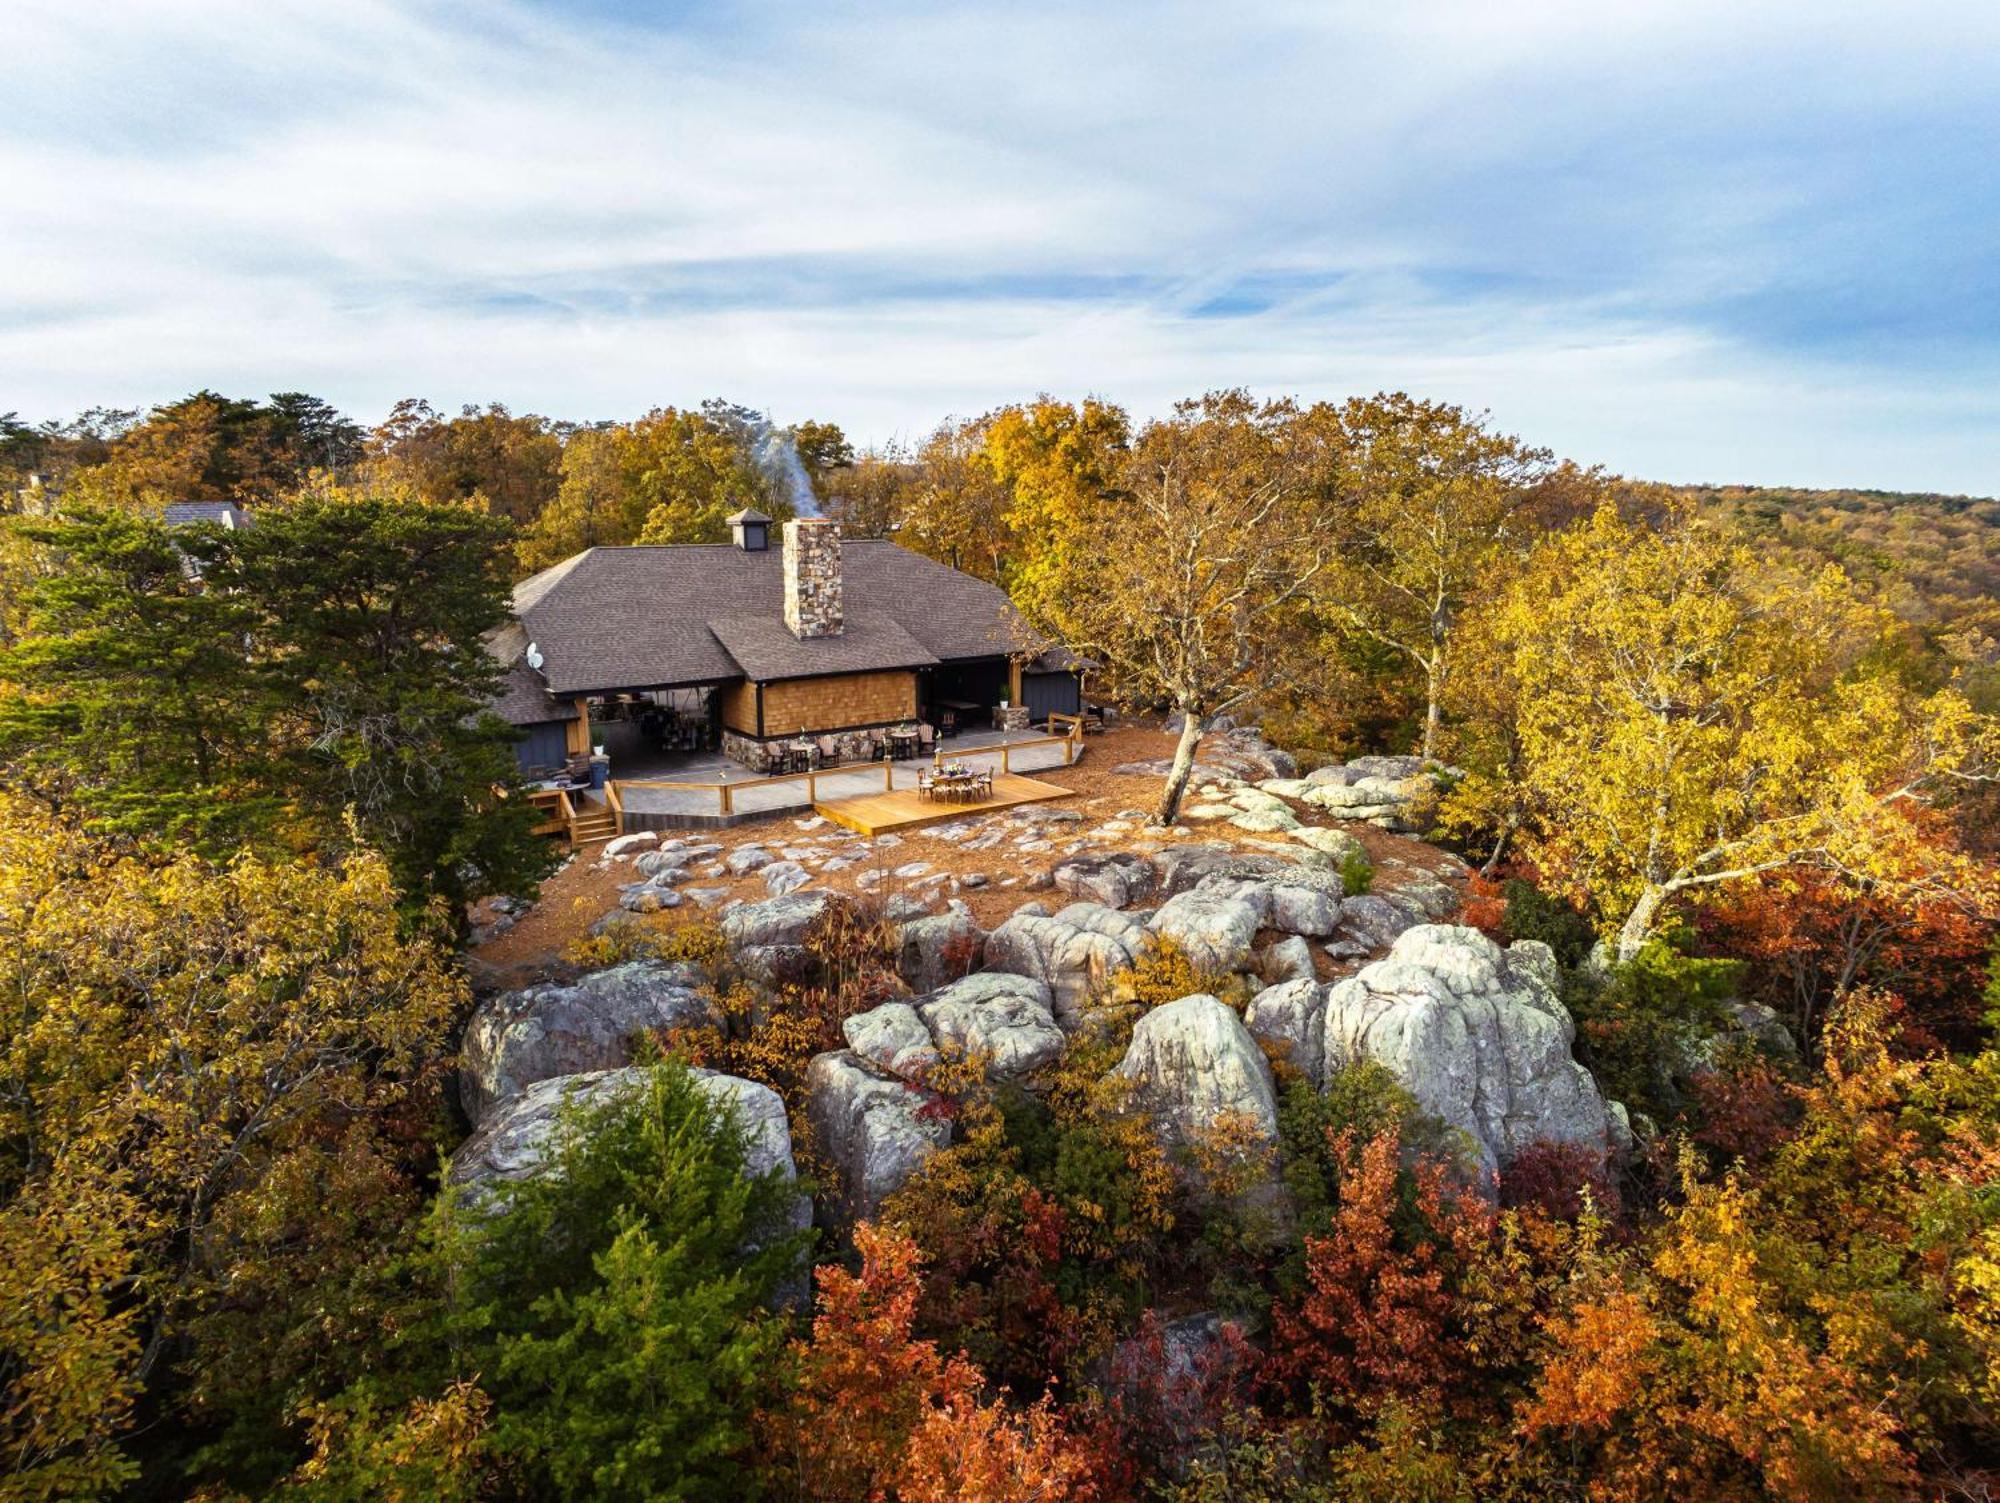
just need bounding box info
[1420,689,1440,763]
[1615,884,1668,964]
[1154,709,1206,826]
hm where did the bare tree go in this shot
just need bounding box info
[1046,392,1331,824]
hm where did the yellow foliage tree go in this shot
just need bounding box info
[0,794,463,1495]
[1450,505,1994,959]
[1037,391,1333,823]
[1320,393,1573,761]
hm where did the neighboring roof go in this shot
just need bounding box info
[708,609,938,681]
[482,621,580,725]
[489,657,581,725]
[509,540,1044,698]
[163,501,249,528]
[1026,644,1093,674]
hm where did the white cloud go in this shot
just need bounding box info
[4,0,1999,491]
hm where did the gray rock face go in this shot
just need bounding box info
[451,1066,809,1248]
[1148,890,1262,974]
[603,831,658,858]
[842,972,1064,1085]
[984,901,1151,1027]
[917,972,1065,1081]
[1330,877,1460,954]
[843,1001,940,1078]
[762,860,812,896]
[895,905,986,993]
[725,845,776,876]
[1321,925,1613,1184]
[722,890,854,986]
[807,1050,953,1220]
[1113,994,1280,1151]
[459,963,720,1126]
[1244,978,1327,1084]
[1259,934,1317,986]
[1052,849,1158,910]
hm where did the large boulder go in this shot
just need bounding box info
[1321,925,1613,1184]
[895,904,987,993]
[722,890,855,986]
[1148,890,1262,974]
[1192,872,1342,939]
[459,962,719,1126]
[450,1066,810,1248]
[807,1050,953,1221]
[1244,978,1327,1084]
[1327,877,1460,956]
[1113,995,1289,1238]
[1113,994,1280,1152]
[917,972,1065,1082]
[842,972,1065,1085]
[843,1002,940,1078]
[984,902,1151,1028]
[1052,849,1158,910]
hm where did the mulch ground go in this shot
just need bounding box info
[467,721,1463,991]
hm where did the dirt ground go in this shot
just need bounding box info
[467,721,1463,990]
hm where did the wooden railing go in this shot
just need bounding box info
[526,786,572,837]
[610,729,1083,823]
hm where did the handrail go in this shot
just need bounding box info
[608,731,1085,818]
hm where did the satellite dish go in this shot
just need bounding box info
[525,643,545,671]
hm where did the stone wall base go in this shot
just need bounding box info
[996,705,1032,731]
[723,727,889,772]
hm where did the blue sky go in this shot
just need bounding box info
[6,0,2000,491]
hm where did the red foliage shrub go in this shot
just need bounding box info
[1689,1054,1800,1167]
[1498,1139,1621,1223]
[1268,1129,1492,1413]
[1458,872,1508,941]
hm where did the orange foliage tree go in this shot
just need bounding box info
[766,1222,1099,1502]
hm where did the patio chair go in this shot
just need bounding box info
[939,709,957,739]
[816,735,841,767]
[916,771,935,802]
[974,769,993,800]
[918,724,936,754]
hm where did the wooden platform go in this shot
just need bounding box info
[815,773,1075,836]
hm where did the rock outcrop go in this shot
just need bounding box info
[459,962,719,1126]
[895,903,987,992]
[1320,925,1614,1183]
[807,1050,953,1220]
[1113,994,1280,1152]
[1052,849,1158,910]
[843,972,1065,1085]
[451,1065,809,1245]
[1147,890,1262,974]
[721,890,854,986]
[984,901,1151,1027]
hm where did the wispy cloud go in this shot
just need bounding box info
[5,0,1999,490]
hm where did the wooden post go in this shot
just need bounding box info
[808,771,818,803]
[883,762,894,792]
[720,782,733,817]
[1001,744,1011,773]
[1008,656,1023,706]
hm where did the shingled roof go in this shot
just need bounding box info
[505,540,1043,699]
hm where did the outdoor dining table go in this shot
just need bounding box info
[930,767,989,803]
[782,739,818,773]
[886,726,921,760]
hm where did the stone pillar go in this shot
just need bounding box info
[783,519,843,639]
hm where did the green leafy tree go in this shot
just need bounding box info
[372,1062,813,1500]
[214,486,550,909]
[0,507,271,845]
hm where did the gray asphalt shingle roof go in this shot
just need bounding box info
[507,540,1042,698]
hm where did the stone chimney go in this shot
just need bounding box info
[782,518,843,638]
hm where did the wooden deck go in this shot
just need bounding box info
[815,772,1075,836]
